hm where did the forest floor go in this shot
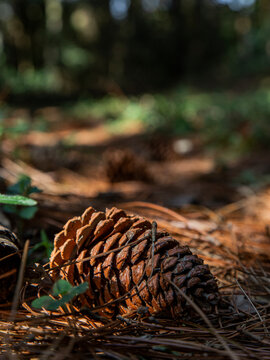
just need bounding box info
[0,105,270,359]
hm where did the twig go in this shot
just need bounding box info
[4,239,29,359]
[10,239,30,320]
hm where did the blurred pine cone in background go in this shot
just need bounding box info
[104,149,151,183]
[148,135,194,161]
[26,145,80,172]
[50,206,219,319]
[148,135,179,162]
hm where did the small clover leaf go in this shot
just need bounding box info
[68,282,89,298]
[52,279,73,296]
[31,279,89,311]
[31,296,61,311]
[18,206,38,219]
[7,174,42,196]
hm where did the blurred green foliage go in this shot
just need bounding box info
[65,85,270,151]
[0,117,49,140]
[2,69,61,95]
[0,0,270,155]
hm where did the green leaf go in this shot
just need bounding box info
[0,194,37,206]
[7,174,42,196]
[68,282,89,297]
[28,230,53,260]
[40,229,50,246]
[57,283,89,306]
[57,293,76,306]
[8,174,31,194]
[41,229,53,257]
[31,296,60,311]
[152,346,169,352]
[52,279,73,296]
[29,186,42,195]
[18,206,37,219]
[2,204,17,214]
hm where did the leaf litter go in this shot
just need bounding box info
[0,115,269,359]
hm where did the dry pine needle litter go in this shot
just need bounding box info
[50,206,219,318]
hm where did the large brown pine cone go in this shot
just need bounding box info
[0,226,21,303]
[50,206,219,318]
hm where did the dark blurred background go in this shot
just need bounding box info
[1,0,270,204]
[0,0,269,96]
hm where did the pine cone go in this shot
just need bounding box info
[50,206,219,318]
[27,145,80,172]
[149,135,178,162]
[104,149,151,183]
[0,226,21,303]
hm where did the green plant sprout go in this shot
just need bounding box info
[3,174,41,220]
[29,229,53,262]
[31,279,89,311]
